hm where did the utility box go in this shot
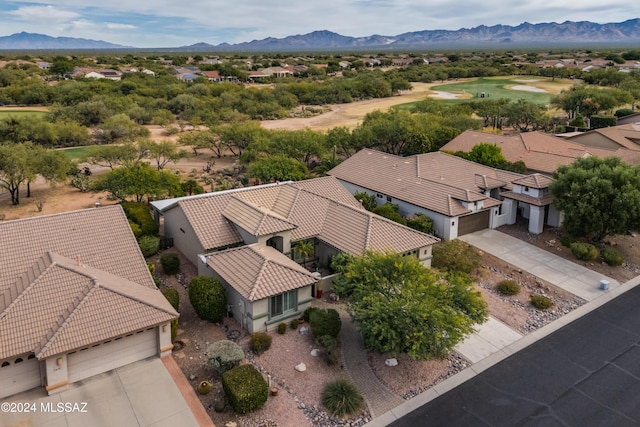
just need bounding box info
[599,280,610,290]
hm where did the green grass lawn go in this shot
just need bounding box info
[59,146,93,161]
[0,110,48,119]
[401,76,572,110]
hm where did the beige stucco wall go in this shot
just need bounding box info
[569,133,621,150]
[164,207,204,265]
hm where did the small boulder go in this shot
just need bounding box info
[299,326,309,335]
[385,358,398,367]
[310,349,320,357]
[295,363,307,372]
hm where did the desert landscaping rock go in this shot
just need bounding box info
[295,363,307,372]
[385,358,398,367]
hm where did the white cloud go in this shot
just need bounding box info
[106,23,137,30]
[8,5,80,22]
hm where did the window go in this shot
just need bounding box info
[270,290,296,318]
[386,196,392,202]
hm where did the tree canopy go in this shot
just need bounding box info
[550,156,640,241]
[336,251,487,360]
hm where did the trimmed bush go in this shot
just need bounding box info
[121,201,158,236]
[590,115,617,129]
[146,261,156,275]
[170,319,178,342]
[138,235,160,257]
[530,294,554,310]
[310,308,342,340]
[162,288,180,311]
[601,248,623,266]
[160,253,181,275]
[496,280,520,296]
[570,242,599,261]
[303,306,319,323]
[290,318,299,330]
[559,235,576,247]
[405,213,434,234]
[250,332,272,355]
[321,379,363,417]
[317,334,340,365]
[277,323,287,335]
[207,340,244,374]
[432,239,480,274]
[188,276,226,323]
[222,364,268,414]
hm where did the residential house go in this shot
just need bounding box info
[442,130,640,175]
[617,113,640,126]
[0,206,177,399]
[564,123,640,152]
[328,149,562,238]
[202,70,222,82]
[151,177,438,333]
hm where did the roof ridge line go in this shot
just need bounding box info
[0,251,55,314]
[248,251,270,301]
[34,278,98,359]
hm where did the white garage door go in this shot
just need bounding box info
[0,354,41,399]
[68,328,157,383]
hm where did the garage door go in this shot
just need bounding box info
[67,328,157,383]
[0,354,41,399]
[458,210,491,236]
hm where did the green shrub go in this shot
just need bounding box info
[329,252,354,274]
[121,201,158,236]
[530,294,554,310]
[590,115,617,129]
[222,364,268,414]
[405,213,434,234]
[290,318,299,330]
[321,379,363,417]
[310,308,342,340]
[303,306,319,323]
[160,253,181,275]
[146,261,156,275]
[317,335,340,365]
[129,220,143,238]
[372,203,406,225]
[170,319,178,341]
[207,340,244,374]
[188,276,226,322]
[570,242,599,261]
[615,108,634,118]
[432,239,480,274]
[250,332,272,355]
[496,280,520,296]
[162,288,180,311]
[277,323,287,334]
[138,235,160,257]
[601,248,623,266]
[559,235,576,247]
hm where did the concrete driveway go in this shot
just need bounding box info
[460,229,619,302]
[0,358,199,427]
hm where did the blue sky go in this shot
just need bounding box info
[1,1,638,48]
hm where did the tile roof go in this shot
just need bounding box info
[0,205,155,293]
[204,244,318,301]
[444,129,640,174]
[163,176,438,256]
[328,149,520,217]
[501,191,554,207]
[223,197,296,236]
[1,251,176,360]
[512,173,553,189]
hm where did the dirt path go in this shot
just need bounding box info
[260,82,442,131]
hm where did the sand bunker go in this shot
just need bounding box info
[428,91,461,99]
[510,85,548,93]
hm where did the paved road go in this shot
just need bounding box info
[389,279,640,426]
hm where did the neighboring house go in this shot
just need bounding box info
[0,206,177,399]
[616,113,640,126]
[202,70,222,82]
[442,130,640,175]
[151,177,438,333]
[565,123,640,152]
[75,69,122,80]
[329,149,561,238]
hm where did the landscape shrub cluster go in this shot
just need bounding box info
[496,280,520,296]
[432,239,480,274]
[160,253,180,275]
[222,364,268,414]
[569,242,599,261]
[249,332,272,355]
[188,276,227,323]
[321,379,364,417]
[207,340,244,374]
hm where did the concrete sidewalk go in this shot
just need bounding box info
[460,229,619,302]
[455,316,522,363]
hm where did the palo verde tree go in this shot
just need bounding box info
[338,251,487,360]
[550,156,640,241]
[91,161,182,202]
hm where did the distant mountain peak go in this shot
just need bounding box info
[0,32,129,49]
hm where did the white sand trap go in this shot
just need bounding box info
[428,91,461,99]
[510,85,548,93]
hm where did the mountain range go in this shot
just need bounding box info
[1,19,640,51]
